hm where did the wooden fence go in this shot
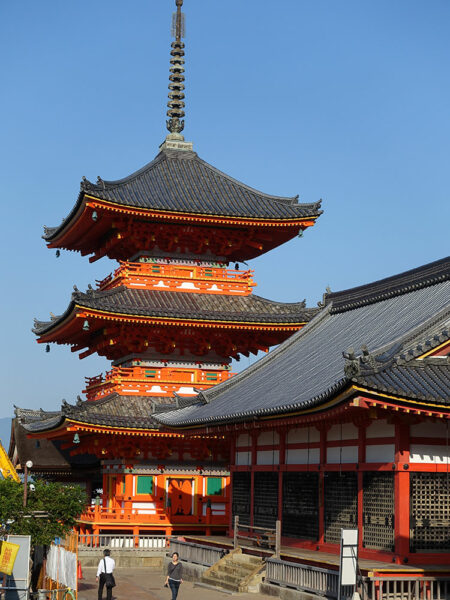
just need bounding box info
[362,577,450,600]
[266,557,354,600]
[233,515,281,557]
[168,539,226,567]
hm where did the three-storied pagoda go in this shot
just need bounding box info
[13,0,322,537]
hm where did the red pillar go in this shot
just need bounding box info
[250,432,257,528]
[357,424,366,552]
[278,429,285,522]
[318,426,327,545]
[394,421,410,560]
[229,433,236,534]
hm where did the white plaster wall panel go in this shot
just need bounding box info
[257,431,280,445]
[256,450,280,465]
[132,502,156,509]
[327,446,358,463]
[235,451,251,465]
[178,386,196,394]
[366,419,395,438]
[410,422,448,437]
[179,282,199,289]
[132,501,156,514]
[287,427,320,444]
[285,447,320,465]
[202,503,226,516]
[327,423,358,441]
[236,433,251,447]
[365,444,395,463]
[410,444,450,463]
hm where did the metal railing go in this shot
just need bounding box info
[362,577,450,600]
[266,557,354,600]
[168,538,226,566]
[78,533,166,550]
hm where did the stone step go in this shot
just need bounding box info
[223,557,262,569]
[201,575,239,592]
[194,581,234,595]
[205,571,244,585]
[220,564,256,576]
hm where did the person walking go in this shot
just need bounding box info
[96,549,116,600]
[165,552,183,600]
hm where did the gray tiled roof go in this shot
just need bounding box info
[19,395,177,432]
[33,287,317,335]
[155,257,450,427]
[43,149,322,242]
[355,357,450,403]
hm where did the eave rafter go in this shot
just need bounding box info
[169,384,450,435]
[47,197,317,262]
[38,306,304,360]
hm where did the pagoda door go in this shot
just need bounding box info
[168,478,194,517]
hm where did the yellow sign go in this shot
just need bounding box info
[0,541,20,575]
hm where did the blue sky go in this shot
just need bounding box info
[0,0,449,419]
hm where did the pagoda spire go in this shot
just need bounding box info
[166,0,186,137]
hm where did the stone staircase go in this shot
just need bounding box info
[199,548,264,593]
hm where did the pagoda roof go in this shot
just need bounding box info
[155,257,450,427]
[17,394,181,434]
[11,408,99,472]
[43,149,322,243]
[33,287,317,336]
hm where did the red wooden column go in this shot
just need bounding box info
[357,423,367,552]
[102,471,108,508]
[229,433,236,534]
[318,426,327,545]
[250,432,257,527]
[124,470,133,514]
[278,429,286,522]
[394,421,410,560]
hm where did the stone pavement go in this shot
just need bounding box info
[79,567,268,600]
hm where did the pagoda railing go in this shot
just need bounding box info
[97,261,256,294]
[78,504,228,528]
[83,365,233,401]
[79,533,166,550]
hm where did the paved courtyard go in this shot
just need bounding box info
[79,567,267,600]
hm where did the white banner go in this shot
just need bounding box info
[46,545,77,590]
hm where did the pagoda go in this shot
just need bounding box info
[22,0,322,537]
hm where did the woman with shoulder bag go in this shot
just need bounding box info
[96,549,116,600]
[165,552,183,600]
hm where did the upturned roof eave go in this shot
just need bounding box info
[43,192,322,246]
[33,288,318,340]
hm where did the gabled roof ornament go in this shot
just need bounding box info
[160,0,193,152]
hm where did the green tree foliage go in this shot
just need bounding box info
[0,479,86,545]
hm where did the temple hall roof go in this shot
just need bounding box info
[43,149,322,243]
[155,257,450,427]
[354,356,450,402]
[33,287,317,336]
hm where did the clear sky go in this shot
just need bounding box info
[0,0,449,419]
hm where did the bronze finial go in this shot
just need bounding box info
[166,0,186,135]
